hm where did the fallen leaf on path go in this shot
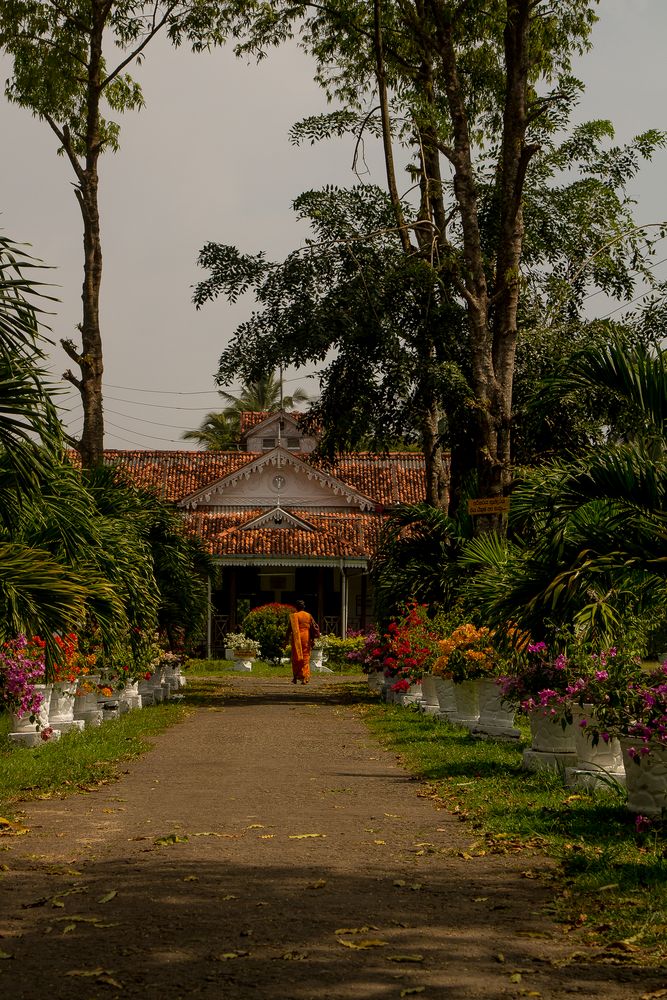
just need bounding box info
[337,938,387,950]
[373,840,386,846]
[192,832,227,839]
[97,974,123,989]
[51,899,65,908]
[154,834,188,846]
[221,894,238,901]
[472,897,488,903]
[510,973,522,983]
[279,951,308,961]
[641,991,667,999]
[288,833,326,839]
[97,890,117,904]
[387,954,424,963]
[260,835,274,840]
[306,879,326,889]
[520,992,542,998]
[400,988,425,997]
[495,953,505,963]
[183,876,199,882]
[215,951,249,961]
[247,824,265,829]
[0,950,14,959]
[334,926,377,935]
[62,924,77,935]
[384,813,401,818]
[66,968,114,977]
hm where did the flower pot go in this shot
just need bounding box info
[367,671,384,693]
[433,676,457,718]
[311,648,324,672]
[8,684,59,747]
[49,681,84,733]
[523,708,578,772]
[233,656,253,672]
[420,674,440,714]
[119,680,141,711]
[472,677,519,740]
[452,680,480,727]
[564,705,625,790]
[620,738,667,817]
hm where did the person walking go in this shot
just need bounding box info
[287,600,319,685]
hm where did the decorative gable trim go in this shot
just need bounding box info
[241,507,315,532]
[240,410,301,439]
[179,446,376,512]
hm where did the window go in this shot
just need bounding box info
[262,437,276,449]
[286,437,300,449]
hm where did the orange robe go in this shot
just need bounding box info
[289,611,315,682]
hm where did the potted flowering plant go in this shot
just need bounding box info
[0,635,47,724]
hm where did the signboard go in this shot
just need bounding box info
[467,497,510,515]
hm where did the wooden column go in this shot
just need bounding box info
[360,573,367,630]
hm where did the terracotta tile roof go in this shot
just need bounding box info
[184,509,370,563]
[331,453,428,506]
[98,449,427,507]
[238,410,306,434]
[100,450,251,503]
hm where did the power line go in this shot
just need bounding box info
[101,372,315,395]
[104,407,194,431]
[104,418,187,444]
[583,253,667,302]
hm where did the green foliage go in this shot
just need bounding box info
[242,602,296,662]
[463,339,667,644]
[372,504,471,626]
[0,701,187,812]
[319,633,364,669]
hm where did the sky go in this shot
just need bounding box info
[1,0,666,451]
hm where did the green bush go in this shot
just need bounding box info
[242,603,296,663]
[321,634,365,669]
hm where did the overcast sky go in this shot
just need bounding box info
[1,0,666,450]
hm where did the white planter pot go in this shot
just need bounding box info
[452,680,480,726]
[570,706,624,774]
[434,676,457,717]
[10,684,52,732]
[8,685,59,746]
[119,681,142,711]
[138,679,154,706]
[367,671,384,693]
[233,657,253,672]
[620,738,667,817]
[523,708,578,772]
[472,677,520,739]
[311,649,324,672]
[49,681,77,726]
[420,674,440,713]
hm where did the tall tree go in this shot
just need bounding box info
[0,2,232,467]
[202,1,664,520]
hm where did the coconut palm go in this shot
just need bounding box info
[183,372,311,450]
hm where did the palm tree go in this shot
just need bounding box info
[183,373,311,450]
[462,339,667,648]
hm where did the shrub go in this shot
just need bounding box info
[320,634,366,669]
[242,603,296,662]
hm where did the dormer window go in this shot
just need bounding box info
[286,437,300,450]
[262,437,276,449]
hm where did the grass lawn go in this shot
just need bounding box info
[185,658,360,677]
[0,701,187,816]
[362,698,667,962]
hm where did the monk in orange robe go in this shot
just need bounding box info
[288,600,318,685]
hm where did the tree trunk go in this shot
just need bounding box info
[64,6,105,468]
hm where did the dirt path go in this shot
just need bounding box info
[0,675,663,1000]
